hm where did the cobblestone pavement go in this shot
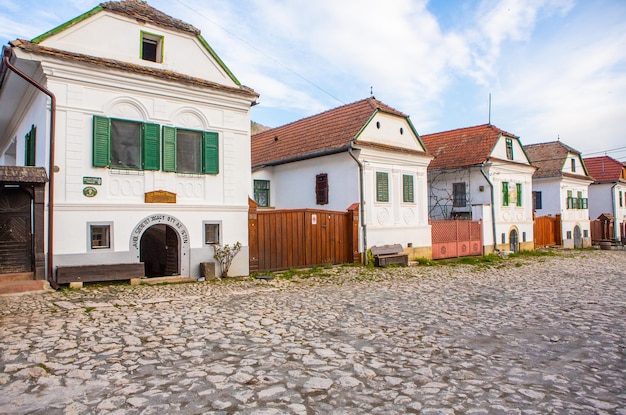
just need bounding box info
[1,250,625,415]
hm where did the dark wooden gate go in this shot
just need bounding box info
[534,215,561,247]
[0,187,32,274]
[431,220,482,260]
[249,200,359,272]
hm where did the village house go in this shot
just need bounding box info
[524,141,593,248]
[421,124,536,254]
[251,97,434,262]
[584,155,626,243]
[0,0,258,290]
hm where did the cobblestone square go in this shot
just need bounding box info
[1,250,625,414]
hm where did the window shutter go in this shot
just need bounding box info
[502,182,509,206]
[93,116,111,167]
[376,172,389,202]
[25,125,36,166]
[403,174,414,203]
[516,183,522,207]
[142,123,160,171]
[162,126,177,172]
[202,132,219,175]
[316,174,328,205]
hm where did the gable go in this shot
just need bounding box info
[491,135,531,165]
[356,112,426,153]
[31,2,239,87]
[525,141,590,180]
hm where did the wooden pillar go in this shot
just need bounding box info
[32,184,46,280]
[248,198,259,274]
[347,203,360,264]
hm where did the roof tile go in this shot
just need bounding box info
[584,155,626,183]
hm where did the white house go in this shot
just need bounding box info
[421,124,536,253]
[251,97,434,260]
[0,0,259,286]
[524,141,593,248]
[584,155,626,242]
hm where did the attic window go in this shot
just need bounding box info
[400,127,404,135]
[141,32,163,63]
[505,138,514,160]
[571,158,576,172]
[376,121,381,129]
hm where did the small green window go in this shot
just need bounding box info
[502,182,509,206]
[254,180,270,207]
[141,32,163,63]
[376,172,389,202]
[162,127,219,174]
[402,174,414,203]
[506,138,514,160]
[516,183,522,207]
[25,124,36,166]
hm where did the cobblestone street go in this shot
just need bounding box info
[1,250,625,414]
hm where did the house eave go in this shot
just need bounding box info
[252,145,351,169]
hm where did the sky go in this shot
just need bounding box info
[1,0,625,161]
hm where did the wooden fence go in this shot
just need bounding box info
[249,200,359,273]
[534,215,561,247]
[431,219,482,260]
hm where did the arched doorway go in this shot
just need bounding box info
[140,224,180,277]
[509,228,519,253]
[573,225,582,249]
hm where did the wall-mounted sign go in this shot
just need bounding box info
[145,190,176,204]
[83,176,102,185]
[83,187,97,197]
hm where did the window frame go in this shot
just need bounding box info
[502,182,509,206]
[204,222,221,245]
[316,173,329,205]
[533,191,542,210]
[88,222,112,251]
[162,126,219,175]
[505,138,514,160]
[253,179,270,207]
[93,116,160,171]
[571,158,576,172]
[452,182,466,208]
[402,174,414,203]
[141,31,164,63]
[25,124,36,166]
[516,183,522,207]
[376,172,389,203]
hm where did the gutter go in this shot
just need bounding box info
[348,142,367,264]
[480,163,498,252]
[2,46,59,289]
[611,182,618,240]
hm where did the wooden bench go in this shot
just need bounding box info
[56,263,145,287]
[371,244,408,267]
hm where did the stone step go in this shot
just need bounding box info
[0,280,50,296]
[0,272,35,283]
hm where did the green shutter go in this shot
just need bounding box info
[516,183,522,207]
[142,123,160,171]
[25,125,36,166]
[202,131,219,174]
[403,174,414,203]
[376,172,389,202]
[162,126,177,172]
[502,182,509,206]
[92,116,110,167]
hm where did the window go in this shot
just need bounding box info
[316,174,328,205]
[505,138,514,160]
[516,183,522,207]
[533,191,542,210]
[566,190,588,209]
[162,127,218,174]
[90,224,111,249]
[502,182,509,206]
[93,116,160,170]
[141,32,163,63]
[452,182,466,207]
[376,172,389,202]
[571,158,576,172]
[403,174,414,203]
[254,180,270,207]
[204,223,220,245]
[25,124,36,166]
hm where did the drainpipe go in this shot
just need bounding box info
[480,163,497,252]
[2,46,58,289]
[348,142,367,264]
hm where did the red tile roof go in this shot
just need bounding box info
[251,97,416,167]
[524,141,590,179]
[420,124,517,169]
[10,39,258,99]
[584,156,626,183]
[101,0,200,35]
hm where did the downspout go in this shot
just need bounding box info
[348,142,367,264]
[2,46,59,289]
[480,163,497,252]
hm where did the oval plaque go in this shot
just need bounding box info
[83,186,97,197]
